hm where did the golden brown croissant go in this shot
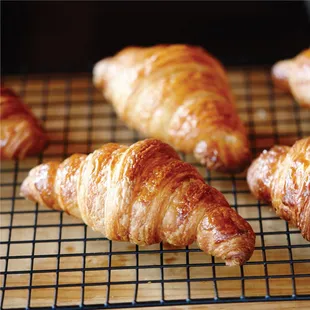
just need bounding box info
[247,137,310,241]
[272,49,310,108]
[0,87,48,159]
[93,44,251,173]
[21,139,255,265]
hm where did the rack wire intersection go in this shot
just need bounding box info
[1,69,310,309]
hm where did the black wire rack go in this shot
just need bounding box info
[1,69,310,309]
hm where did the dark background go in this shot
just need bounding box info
[2,1,310,74]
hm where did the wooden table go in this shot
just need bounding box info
[1,69,309,309]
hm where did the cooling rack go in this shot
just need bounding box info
[1,68,310,309]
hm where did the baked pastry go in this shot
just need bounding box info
[21,138,255,265]
[0,87,48,159]
[247,137,310,241]
[93,44,251,173]
[272,49,310,107]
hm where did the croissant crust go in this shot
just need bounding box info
[93,44,251,173]
[0,87,48,159]
[247,137,310,241]
[21,138,255,265]
[272,49,310,108]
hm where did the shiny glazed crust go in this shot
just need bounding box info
[21,139,255,265]
[272,49,310,108]
[247,137,310,241]
[93,45,251,173]
[0,87,48,159]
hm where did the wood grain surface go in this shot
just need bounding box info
[1,69,309,309]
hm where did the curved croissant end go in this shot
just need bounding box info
[247,137,310,241]
[272,49,310,108]
[0,87,48,159]
[21,139,255,265]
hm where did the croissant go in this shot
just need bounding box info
[272,49,310,108]
[93,44,251,173]
[247,137,310,241]
[21,139,255,265]
[0,87,48,159]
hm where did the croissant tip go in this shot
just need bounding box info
[225,256,245,266]
[224,251,251,266]
[20,178,28,198]
[196,149,252,174]
[20,174,36,202]
[193,137,252,174]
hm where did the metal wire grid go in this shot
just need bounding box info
[0,69,310,309]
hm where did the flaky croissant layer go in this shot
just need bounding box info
[0,87,48,159]
[247,137,310,241]
[21,139,255,265]
[93,44,251,173]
